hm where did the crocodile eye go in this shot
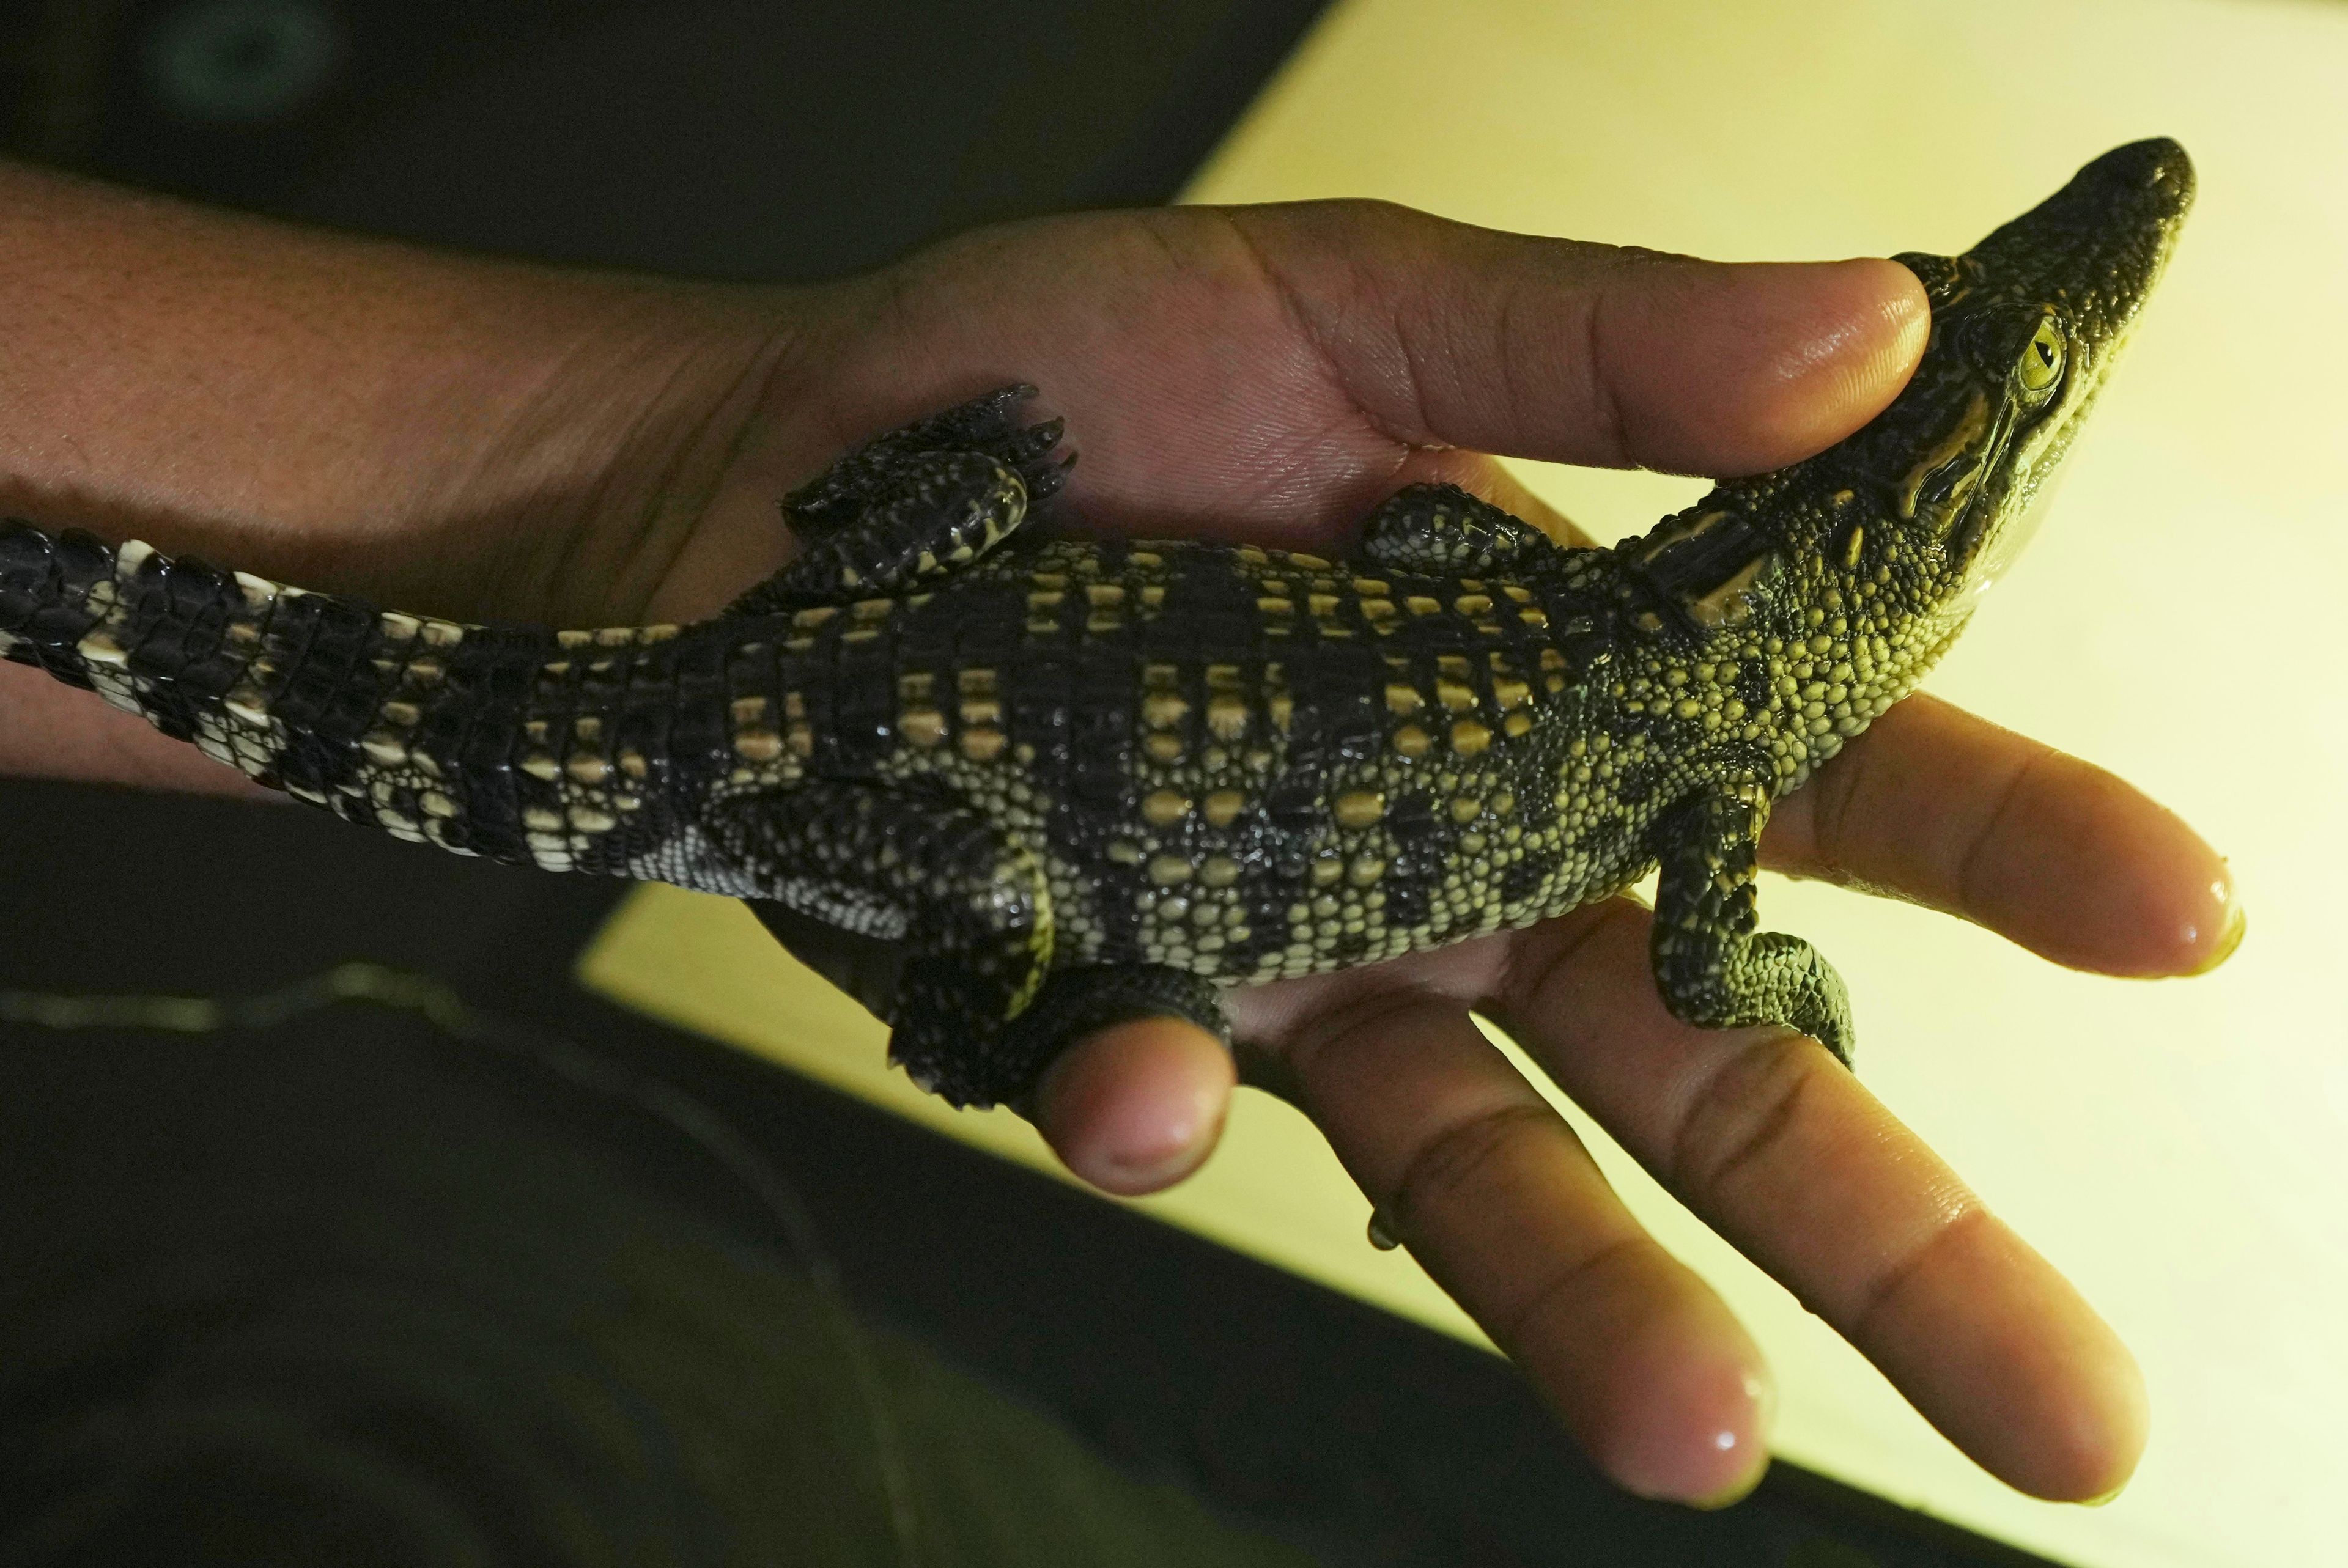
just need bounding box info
[2018,317,2065,396]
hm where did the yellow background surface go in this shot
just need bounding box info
[584,2,2348,1563]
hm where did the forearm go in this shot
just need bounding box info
[0,160,803,789]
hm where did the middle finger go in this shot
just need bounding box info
[1763,692,2236,978]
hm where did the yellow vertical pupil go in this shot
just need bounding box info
[2021,321,2064,389]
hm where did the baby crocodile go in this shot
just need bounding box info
[0,140,2192,1108]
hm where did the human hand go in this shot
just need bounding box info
[740,202,2232,1509]
[0,171,2235,1509]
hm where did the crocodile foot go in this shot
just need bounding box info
[785,383,1071,539]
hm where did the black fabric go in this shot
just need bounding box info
[0,989,1313,1567]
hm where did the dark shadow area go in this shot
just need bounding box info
[2,0,1321,276]
[0,782,2067,1567]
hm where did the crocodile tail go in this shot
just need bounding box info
[0,520,489,833]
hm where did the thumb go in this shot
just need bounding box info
[1032,1016,1234,1196]
[1224,201,1929,477]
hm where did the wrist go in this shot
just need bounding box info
[0,158,808,619]
[0,160,814,787]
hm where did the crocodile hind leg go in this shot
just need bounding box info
[716,784,1227,1106]
[996,964,1230,1103]
[749,899,1229,1113]
[1357,482,1565,576]
[1649,781,1855,1064]
[712,779,1173,1108]
[706,781,1050,1105]
[728,384,1069,615]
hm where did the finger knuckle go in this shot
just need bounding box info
[1849,1202,1992,1345]
[1666,1030,1826,1209]
[1391,1100,1554,1231]
[1495,1232,1650,1350]
[1498,900,1642,1021]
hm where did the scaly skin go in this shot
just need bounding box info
[0,141,2193,1108]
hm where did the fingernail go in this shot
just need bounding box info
[1749,1367,1779,1445]
[1101,1098,1225,1190]
[1653,1367,1771,1511]
[1683,1452,1770,1511]
[1103,1139,1203,1190]
[2188,885,2247,976]
[2077,1484,2128,1508]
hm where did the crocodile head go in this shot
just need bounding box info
[1629,141,2192,668]
[1611,140,2194,790]
[1866,137,2196,617]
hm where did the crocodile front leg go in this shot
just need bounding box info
[728,384,1069,614]
[1649,781,1855,1064]
[1357,482,1564,576]
[996,964,1230,1102]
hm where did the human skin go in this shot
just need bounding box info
[0,160,2234,1507]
